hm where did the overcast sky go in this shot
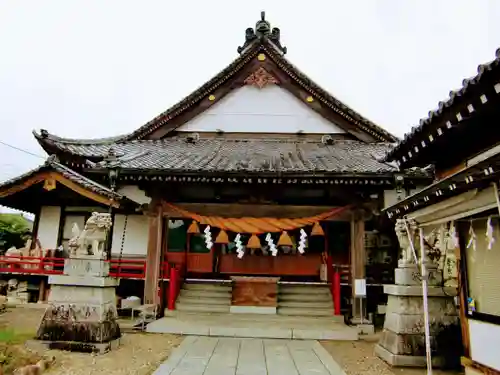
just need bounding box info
[1,0,500,186]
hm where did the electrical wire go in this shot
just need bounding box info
[0,140,45,159]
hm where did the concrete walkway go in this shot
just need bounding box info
[153,336,346,375]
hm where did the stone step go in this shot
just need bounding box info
[177,297,231,306]
[277,307,334,317]
[182,283,232,292]
[179,289,232,299]
[279,286,331,295]
[278,300,333,309]
[176,302,230,313]
[278,293,332,302]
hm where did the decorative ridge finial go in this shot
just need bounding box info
[237,11,287,55]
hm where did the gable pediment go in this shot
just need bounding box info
[176,82,347,134]
[33,13,398,154]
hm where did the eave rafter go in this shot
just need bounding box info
[385,152,500,219]
[385,48,500,168]
[0,171,121,208]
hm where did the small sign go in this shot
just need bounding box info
[354,279,367,297]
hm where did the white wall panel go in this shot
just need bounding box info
[177,85,346,134]
[111,214,149,256]
[37,206,61,250]
[469,319,500,371]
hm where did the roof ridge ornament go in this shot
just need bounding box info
[237,11,287,55]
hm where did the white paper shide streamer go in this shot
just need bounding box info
[235,233,245,259]
[204,225,213,250]
[486,216,495,250]
[265,233,278,256]
[298,228,307,254]
[449,221,459,249]
[467,221,477,252]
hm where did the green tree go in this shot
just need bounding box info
[0,214,32,253]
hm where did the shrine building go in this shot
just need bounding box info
[0,13,429,324]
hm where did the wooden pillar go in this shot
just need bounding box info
[37,278,46,303]
[457,221,471,358]
[350,210,365,320]
[144,201,163,305]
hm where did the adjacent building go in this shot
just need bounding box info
[384,48,500,373]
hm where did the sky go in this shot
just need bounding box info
[0,0,500,190]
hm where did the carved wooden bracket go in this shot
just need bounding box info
[244,67,279,89]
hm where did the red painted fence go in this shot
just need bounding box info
[0,255,148,279]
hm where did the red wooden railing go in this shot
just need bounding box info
[0,255,149,279]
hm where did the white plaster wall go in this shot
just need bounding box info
[383,190,401,209]
[177,85,346,134]
[383,185,428,209]
[37,206,61,250]
[111,214,149,257]
[117,185,151,205]
[469,319,500,371]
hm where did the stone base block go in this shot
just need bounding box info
[230,305,276,314]
[27,337,120,355]
[384,312,458,335]
[395,267,443,286]
[63,257,110,277]
[383,284,457,297]
[378,329,436,356]
[386,294,458,316]
[49,275,119,288]
[375,343,444,368]
[36,317,121,343]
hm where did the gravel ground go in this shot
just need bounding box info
[321,334,463,375]
[0,306,183,375]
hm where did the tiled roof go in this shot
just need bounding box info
[385,48,500,162]
[33,39,398,149]
[50,137,405,175]
[0,155,127,201]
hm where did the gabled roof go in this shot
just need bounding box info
[33,12,397,155]
[40,137,402,176]
[384,48,500,166]
[0,155,138,208]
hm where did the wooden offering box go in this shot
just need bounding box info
[230,276,280,314]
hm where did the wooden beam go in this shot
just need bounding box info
[350,211,366,320]
[461,356,500,375]
[143,201,163,305]
[160,202,352,221]
[0,171,120,208]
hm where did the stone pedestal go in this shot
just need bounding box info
[375,263,459,367]
[34,256,121,354]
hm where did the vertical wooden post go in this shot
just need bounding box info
[457,221,471,358]
[333,267,341,315]
[144,201,163,305]
[350,210,366,321]
[168,267,178,310]
[38,278,46,303]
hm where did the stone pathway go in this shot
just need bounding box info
[153,336,346,375]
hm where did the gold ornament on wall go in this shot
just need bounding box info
[306,96,314,103]
[257,53,266,61]
[208,94,216,101]
[43,178,56,191]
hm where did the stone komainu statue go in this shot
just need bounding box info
[68,212,112,259]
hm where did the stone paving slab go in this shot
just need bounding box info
[152,336,346,375]
[147,312,358,341]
